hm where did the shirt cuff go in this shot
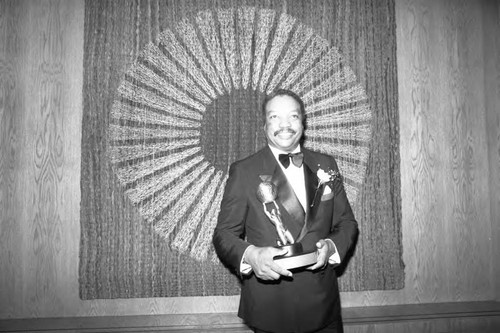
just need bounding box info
[240,245,254,275]
[325,239,341,265]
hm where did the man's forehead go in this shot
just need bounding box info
[265,96,301,110]
[265,107,301,114]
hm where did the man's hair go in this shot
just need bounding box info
[261,89,307,126]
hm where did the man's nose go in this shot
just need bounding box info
[279,118,291,127]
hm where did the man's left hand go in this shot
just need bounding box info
[307,239,332,270]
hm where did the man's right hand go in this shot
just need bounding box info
[244,245,293,280]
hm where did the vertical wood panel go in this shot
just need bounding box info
[0,0,26,319]
[404,0,490,302]
[53,0,85,314]
[405,0,443,303]
[0,0,85,318]
[23,0,68,316]
[439,0,491,301]
[0,0,499,322]
[482,0,500,302]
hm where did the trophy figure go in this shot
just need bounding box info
[256,181,317,268]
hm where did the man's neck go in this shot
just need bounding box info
[268,144,301,155]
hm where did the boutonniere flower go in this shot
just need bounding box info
[311,166,341,207]
[316,167,341,186]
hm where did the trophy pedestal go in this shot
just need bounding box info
[273,243,318,270]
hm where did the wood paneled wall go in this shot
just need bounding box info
[1,0,85,318]
[1,0,499,321]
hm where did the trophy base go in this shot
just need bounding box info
[273,243,318,270]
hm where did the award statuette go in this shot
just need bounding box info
[256,181,317,270]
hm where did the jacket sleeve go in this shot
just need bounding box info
[212,162,252,271]
[326,157,359,262]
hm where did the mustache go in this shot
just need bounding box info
[274,129,296,136]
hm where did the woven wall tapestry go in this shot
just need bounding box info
[80,0,403,299]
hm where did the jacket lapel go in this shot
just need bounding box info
[296,149,328,242]
[295,160,317,242]
[304,161,319,211]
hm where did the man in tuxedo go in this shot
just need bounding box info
[213,89,358,333]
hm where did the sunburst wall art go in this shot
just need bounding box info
[80,0,404,299]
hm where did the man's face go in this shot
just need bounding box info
[264,95,304,153]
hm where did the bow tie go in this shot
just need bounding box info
[279,152,304,168]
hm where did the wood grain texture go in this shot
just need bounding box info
[19,0,79,317]
[424,0,491,302]
[0,0,499,327]
[0,0,25,319]
[0,0,85,319]
[482,0,500,302]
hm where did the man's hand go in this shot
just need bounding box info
[307,239,333,271]
[245,245,293,280]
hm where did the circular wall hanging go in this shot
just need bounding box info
[108,7,372,262]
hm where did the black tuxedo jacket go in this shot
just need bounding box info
[213,146,358,333]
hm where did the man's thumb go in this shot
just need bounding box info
[316,240,325,249]
[277,247,289,256]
